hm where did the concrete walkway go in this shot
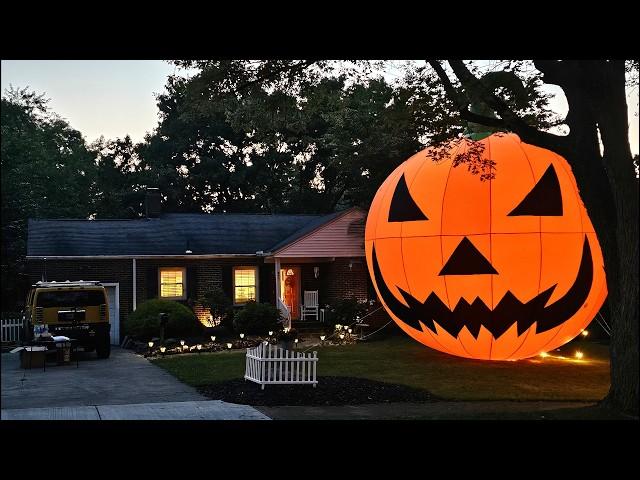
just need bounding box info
[258,401,597,420]
[1,400,270,420]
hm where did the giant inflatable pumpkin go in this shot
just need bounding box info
[365,133,607,360]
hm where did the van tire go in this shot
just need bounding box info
[96,337,111,359]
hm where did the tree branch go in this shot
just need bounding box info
[444,60,571,155]
[427,60,507,129]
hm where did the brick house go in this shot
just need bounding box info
[26,190,387,344]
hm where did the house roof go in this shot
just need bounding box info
[26,212,348,257]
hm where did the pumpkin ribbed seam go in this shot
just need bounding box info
[505,135,540,360]
[535,151,588,355]
[439,140,474,358]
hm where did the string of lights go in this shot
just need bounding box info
[301,306,384,353]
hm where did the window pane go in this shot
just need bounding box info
[160,269,184,298]
[234,268,256,287]
[235,286,255,304]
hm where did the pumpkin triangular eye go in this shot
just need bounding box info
[508,164,563,216]
[388,173,428,222]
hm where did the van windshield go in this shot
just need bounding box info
[36,290,106,308]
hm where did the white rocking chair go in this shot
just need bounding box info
[301,290,319,321]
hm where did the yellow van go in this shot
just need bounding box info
[24,281,111,358]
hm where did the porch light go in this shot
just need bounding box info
[581,330,589,337]
[211,336,216,342]
[227,343,233,349]
[240,333,245,339]
[286,269,294,276]
[148,341,154,348]
[339,334,345,340]
[314,266,320,279]
[575,351,584,359]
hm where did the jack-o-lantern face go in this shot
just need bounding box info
[365,133,607,360]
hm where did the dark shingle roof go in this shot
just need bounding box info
[27,213,340,257]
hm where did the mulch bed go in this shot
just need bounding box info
[197,376,440,406]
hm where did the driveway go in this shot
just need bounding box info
[1,347,269,420]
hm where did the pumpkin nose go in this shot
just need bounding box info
[439,237,498,276]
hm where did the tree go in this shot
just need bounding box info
[1,88,97,310]
[140,61,436,214]
[427,60,638,416]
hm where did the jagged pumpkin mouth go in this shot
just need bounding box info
[371,235,594,340]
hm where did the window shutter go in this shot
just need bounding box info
[222,265,232,301]
[187,265,198,302]
[259,264,273,304]
[146,266,158,300]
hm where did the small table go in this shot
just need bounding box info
[23,338,79,370]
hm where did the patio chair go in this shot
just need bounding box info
[301,290,319,321]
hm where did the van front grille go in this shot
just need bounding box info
[99,304,106,321]
[35,307,43,323]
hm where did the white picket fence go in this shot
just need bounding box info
[1,316,24,344]
[245,342,318,390]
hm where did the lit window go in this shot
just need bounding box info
[159,267,186,300]
[233,267,257,304]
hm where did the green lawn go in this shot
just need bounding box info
[151,335,610,401]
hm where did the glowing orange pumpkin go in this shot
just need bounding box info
[365,133,607,360]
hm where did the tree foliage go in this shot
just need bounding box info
[1,88,96,308]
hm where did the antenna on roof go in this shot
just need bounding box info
[42,257,47,282]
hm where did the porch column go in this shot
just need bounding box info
[274,257,281,303]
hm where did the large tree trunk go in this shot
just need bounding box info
[592,62,639,416]
[536,61,638,416]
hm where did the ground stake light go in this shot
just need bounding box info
[365,133,607,360]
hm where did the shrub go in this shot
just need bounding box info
[200,287,233,329]
[233,301,281,335]
[323,298,369,330]
[125,299,203,340]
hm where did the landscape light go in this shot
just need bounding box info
[227,343,233,349]
[197,344,202,350]
[348,328,352,334]
[339,334,345,340]
[268,331,273,336]
[575,351,584,359]
[539,352,549,358]
[240,333,245,339]
[148,341,154,348]
[581,330,589,337]
[320,335,326,341]
[294,338,299,343]
[210,335,216,342]
[180,340,185,346]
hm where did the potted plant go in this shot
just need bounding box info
[276,327,297,351]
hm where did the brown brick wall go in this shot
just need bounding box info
[27,256,392,335]
[325,258,368,304]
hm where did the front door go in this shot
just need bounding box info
[280,266,301,321]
